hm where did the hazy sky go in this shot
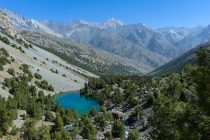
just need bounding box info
[1,0,210,28]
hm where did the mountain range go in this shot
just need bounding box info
[0,9,100,94]
[3,9,210,74]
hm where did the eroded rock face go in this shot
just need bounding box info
[0,10,17,36]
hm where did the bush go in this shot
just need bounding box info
[0,65,4,71]
[7,68,15,76]
[0,36,10,45]
[24,43,29,48]
[29,85,37,96]
[11,58,15,62]
[0,48,9,57]
[34,73,42,80]
[16,38,24,45]
[48,84,54,91]
[18,46,25,53]
[50,69,58,74]
[20,64,29,71]
[11,44,17,48]
[40,80,49,89]
[20,64,31,76]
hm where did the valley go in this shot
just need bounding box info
[0,5,209,140]
[149,42,210,76]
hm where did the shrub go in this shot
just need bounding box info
[0,65,4,71]
[11,44,17,48]
[48,84,54,91]
[50,69,58,74]
[29,85,37,96]
[34,73,42,80]
[0,36,10,45]
[16,38,24,45]
[7,68,15,76]
[0,48,9,57]
[11,58,15,62]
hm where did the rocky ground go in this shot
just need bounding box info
[0,35,97,96]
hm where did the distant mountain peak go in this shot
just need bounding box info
[104,18,124,26]
[70,19,93,25]
[100,18,124,29]
[2,9,63,38]
[67,18,124,29]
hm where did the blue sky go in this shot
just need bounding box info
[1,0,210,28]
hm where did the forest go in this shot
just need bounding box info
[81,47,210,139]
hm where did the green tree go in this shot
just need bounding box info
[0,97,17,136]
[94,113,107,129]
[28,101,43,119]
[62,109,77,125]
[54,114,64,131]
[7,68,15,76]
[196,47,209,67]
[128,129,140,140]
[113,89,123,104]
[48,84,54,91]
[35,126,51,140]
[21,119,37,140]
[34,73,42,80]
[189,46,210,139]
[104,131,112,140]
[150,93,176,139]
[29,85,37,96]
[45,110,55,122]
[132,106,143,120]
[80,123,97,140]
[112,120,125,139]
[51,130,72,140]
[195,47,210,114]
[89,108,97,117]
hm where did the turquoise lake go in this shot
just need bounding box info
[54,91,100,116]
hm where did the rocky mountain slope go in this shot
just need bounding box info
[42,20,207,67]
[3,9,144,74]
[3,9,63,38]
[3,9,210,74]
[20,30,142,75]
[0,10,98,95]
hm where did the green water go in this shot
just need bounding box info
[54,91,100,116]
